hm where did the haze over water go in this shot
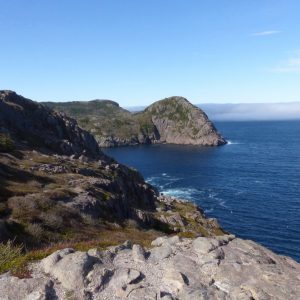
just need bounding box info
[104,120,300,261]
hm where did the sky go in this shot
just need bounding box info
[1,0,300,106]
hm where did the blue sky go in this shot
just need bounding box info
[1,0,300,106]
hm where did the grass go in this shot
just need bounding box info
[178,231,198,239]
[0,240,23,275]
[0,226,162,278]
[7,180,42,196]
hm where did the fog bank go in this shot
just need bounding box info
[199,103,300,121]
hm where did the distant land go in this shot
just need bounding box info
[128,102,300,121]
[45,96,226,147]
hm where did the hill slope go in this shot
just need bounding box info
[46,96,226,147]
[0,91,223,251]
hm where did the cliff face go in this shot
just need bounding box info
[45,96,226,147]
[0,91,101,157]
[145,96,226,146]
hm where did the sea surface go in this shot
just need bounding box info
[104,121,300,261]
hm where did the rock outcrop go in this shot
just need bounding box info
[46,96,226,147]
[1,235,300,299]
[0,91,102,158]
[144,96,226,146]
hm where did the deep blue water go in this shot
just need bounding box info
[104,121,300,261]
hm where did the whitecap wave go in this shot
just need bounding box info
[146,174,184,190]
[206,190,229,209]
[227,140,240,145]
[161,188,199,200]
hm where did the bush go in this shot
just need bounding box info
[26,223,44,239]
[0,240,50,277]
[0,133,14,152]
[40,212,64,230]
[8,196,39,222]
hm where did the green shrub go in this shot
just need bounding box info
[0,240,23,274]
[0,133,14,152]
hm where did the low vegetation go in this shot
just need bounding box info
[0,226,162,277]
[0,240,23,275]
[0,133,14,152]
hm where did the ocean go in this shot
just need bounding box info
[104,121,300,261]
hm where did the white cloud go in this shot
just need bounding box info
[252,30,281,36]
[272,57,300,73]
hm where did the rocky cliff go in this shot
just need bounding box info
[144,96,226,146]
[46,96,226,147]
[0,91,101,158]
[0,91,223,250]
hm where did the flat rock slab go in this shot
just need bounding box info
[1,235,300,300]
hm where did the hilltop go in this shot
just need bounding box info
[46,96,226,147]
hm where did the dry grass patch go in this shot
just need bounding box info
[0,226,162,278]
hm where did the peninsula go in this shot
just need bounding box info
[45,96,227,147]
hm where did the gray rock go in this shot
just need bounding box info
[149,244,172,261]
[42,251,98,291]
[109,268,142,297]
[87,248,102,259]
[192,237,219,255]
[151,236,168,247]
[0,277,57,300]
[86,265,114,293]
[132,244,146,262]
[127,287,157,300]
[41,248,74,274]
[178,287,207,300]
[165,235,181,245]
[163,267,188,292]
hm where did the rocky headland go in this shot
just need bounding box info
[0,91,299,299]
[45,96,226,147]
